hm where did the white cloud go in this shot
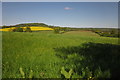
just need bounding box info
[64,7,73,10]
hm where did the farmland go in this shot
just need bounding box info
[2,30,120,78]
[0,26,53,31]
[1,2,119,79]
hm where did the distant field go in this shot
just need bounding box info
[2,31,120,78]
[0,26,53,31]
[64,31,100,37]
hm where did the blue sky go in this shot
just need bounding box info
[0,2,1,27]
[2,2,118,28]
[2,0,120,2]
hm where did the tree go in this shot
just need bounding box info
[12,27,23,32]
[54,27,60,34]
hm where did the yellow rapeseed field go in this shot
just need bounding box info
[0,27,16,31]
[0,26,53,31]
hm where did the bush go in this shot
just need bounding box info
[25,27,32,32]
[12,27,23,32]
[53,27,69,34]
[93,29,119,38]
[54,27,60,34]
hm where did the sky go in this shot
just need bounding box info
[2,2,118,28]
[0,1,2,27]
[1,0,120,2]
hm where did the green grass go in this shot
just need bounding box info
[2,31,119,78]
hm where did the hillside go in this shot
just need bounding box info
[2,31,120,78]
[2,23,51,28]
[1,23,119,38]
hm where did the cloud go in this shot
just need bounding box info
[64,7,73,10]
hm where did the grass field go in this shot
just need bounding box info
[2,31,120,78]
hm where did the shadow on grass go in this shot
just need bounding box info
[54,42,120,78]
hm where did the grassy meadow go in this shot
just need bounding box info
[2,30,120,78]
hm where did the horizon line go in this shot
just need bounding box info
[1,22,119,29]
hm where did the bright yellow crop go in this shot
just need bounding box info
[27,27,53,31]
[0,26,53,31]
[0,27,16,31]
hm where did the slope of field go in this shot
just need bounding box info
[0,26,53,31]
[2,31,119,78]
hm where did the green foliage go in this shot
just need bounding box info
[29,70,33,78]
[2,25,15,28]
[53,27,71,34]
[19,67,34,78]
[54,27,60,34]
[94,67,110,78]
[19,67,25,78]
[92,28,119,38]
[12,27,23,32]
[15,23,49,27]
[25,27,32,32]
[2,31,119,78]
[55,42,120,78]
[83,67,92,78]
[2,23,50,28]
[61,67,73,78]
[72,67,92,78]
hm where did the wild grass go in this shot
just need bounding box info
[54,42,120,78]
[2,30,119,78]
